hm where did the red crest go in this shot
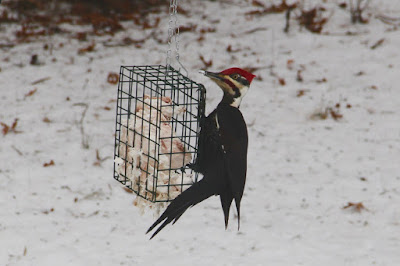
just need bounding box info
[220,68,256,83]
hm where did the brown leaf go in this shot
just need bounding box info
[355,71,365,76]
[11,118,18,130]
[123,187,133,193]
[278,77,286,86]
[1,118,20,135]
[78,42,95,54]
[226,45,241,53]
[296,70,303,82]
[107,72,119,85]
[179,24,197,33]
[343,202,366,212]
[76,32,87,41]
[252,0,266,8]
[199,55,212,68]
[296,89,306,97]
[42,208,55,214]
[370,85,378,90]
[1,122,9,135]
[43,117,51,123]
[287,59,294,70]
[43,160,55,167]
[25,88,37,98]
[199,27,216,34]
[329,108,343,121]
[298,8,328,34]
[246,0,297,16]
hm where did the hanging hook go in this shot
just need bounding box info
[165,0,188,77]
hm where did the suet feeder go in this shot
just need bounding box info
[113,65,206,203]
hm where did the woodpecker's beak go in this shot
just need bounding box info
[200,70,224,81]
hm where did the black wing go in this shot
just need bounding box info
[216,104,248,227]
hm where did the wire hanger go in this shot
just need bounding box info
[166,0,188,77]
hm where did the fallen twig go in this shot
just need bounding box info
[73,103,89,149]
[31,77,51,85]
[370,38,384,49]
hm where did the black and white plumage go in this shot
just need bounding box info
[147,68,256,239]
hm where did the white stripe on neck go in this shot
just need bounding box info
[230,86,248,108]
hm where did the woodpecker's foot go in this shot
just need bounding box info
[186,163,198,171]
[179,166,187,173]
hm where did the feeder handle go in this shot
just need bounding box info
[166,0,188,77]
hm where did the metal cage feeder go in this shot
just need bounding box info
[113,65,206,203]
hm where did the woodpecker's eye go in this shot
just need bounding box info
[232,74,239,80]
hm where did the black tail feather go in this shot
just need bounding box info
[219,191,233,229]
[147,179,214,239]
[234,197,241,230]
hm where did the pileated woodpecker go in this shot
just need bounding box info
[147,68,255,239]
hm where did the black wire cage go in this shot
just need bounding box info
[114,65,206,203]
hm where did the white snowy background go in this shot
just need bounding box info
[1,0,400,265]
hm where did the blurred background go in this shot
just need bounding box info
[1,0,400,265]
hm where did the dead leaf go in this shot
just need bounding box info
[1,118,20,135]
[1,122,9,135]
[25,88,37,98]
[316,77,327,83]
[179,24,197,33]
[199,55,212,68]
[43,160,55,167]
[107,72,119,85]
[246,0,297,16]
[287,59,294,70]
[297,70,303,82]
[296,89,306,97]
[252,0,266,8]
[298,8,328,34]
[343,202,366,212]
[78,42,95,54]
[330,108,343,120]
[123,187,133,194]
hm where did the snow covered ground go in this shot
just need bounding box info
[1,0,400,265]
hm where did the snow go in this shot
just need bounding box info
[1,0,400,265]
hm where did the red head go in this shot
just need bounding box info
[220,68,256,84]
[201,67,256,108]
